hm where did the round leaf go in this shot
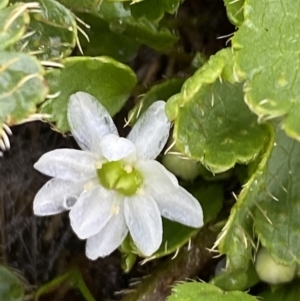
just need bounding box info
[167,49,269,173]
[41,56,137,132]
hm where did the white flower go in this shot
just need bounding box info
[33,92,203,259]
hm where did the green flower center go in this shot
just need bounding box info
[97,161,143,196]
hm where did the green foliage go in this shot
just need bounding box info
[191,184,223,224]
[166,49,269,173]
[0,265,24,301]
[41,56,137,132]
[77,13,139,62]
[217,125,273,269]
[211,263,259,291]
[167,282,258,301]
[59,0,178,53]
[2,0,300,299]
[150,219,199,260]
[254,128,300,265]
[0,1,48,153]
[128,78,184,125]
[259,280,300,301]
[97,1,178,51]
[130,0,182,22]
[13,0,77,61]
[232,0,300,140]
[58,0,101,11]
[0,3,30,49]
[0,51,48,124]
[0,0,9,10]
[218,125,300,270]
[223,0,244,26]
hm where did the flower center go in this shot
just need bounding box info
[97,161,143,196]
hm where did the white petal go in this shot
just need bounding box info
[100,134,136,163]
[69,186,115,239]
[68,92,118,153]
[34,149,97,182]
[127,101,170,160]
[33,178,84,216]
[135,160,178,195]
[154,187,203,228]
[124,195,162,256]
[86,207,128,259]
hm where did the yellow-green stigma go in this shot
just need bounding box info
[97,161,143,196]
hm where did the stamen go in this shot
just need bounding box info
[94,161,103,169]
[124,165,133,173]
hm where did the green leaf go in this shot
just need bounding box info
[13,0,77,61]
[0,0,9,10]
[254,128,300,265]
[0,265,24,301]
[58,0,101,11]
[0,51,48,124]
[128,78,184,125]
[77,13,139,62]
[167,282,258,301]
[60,1,178,51]
[218,125,300,269]
[166,48,236,121]
[166,49,269,173]
[232,1,300,140]
[119,235,138,273]
[223,0,244,26]
[41,56,137,132]
[98,1,178,51]
[259,280,300,301]
[120,219,199,261]
[130,0,182,22]
[217,125,274,270]
[0,3,30,49]
[191,184,223,225]
[151,219,199,260]
[211,263,259,291]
